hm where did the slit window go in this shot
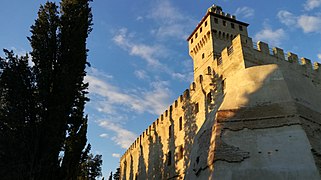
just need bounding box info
[239,25,243,31]
[202,53,205,59]
[191,38,193,44]
[179,117,182,131]
[167,151,172,166]
[223,20,226,26]
[205,21,208,27]
[194,103,199,113]
[231,23,235,29]
[178,145,184,160]
[214,18,218,24]
[200,27,202,33]
[195,33,198,38]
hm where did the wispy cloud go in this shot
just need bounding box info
[99,133,109,138]
[98,120,137,149]
[278,10,321,34]
[113,28,164,68]
[148,0,195,40]
[304,0,321,11]
[234,7,254,19]
[277,10,297,26]
[134,70,149,80]
[112,153,121,158]
[254,27,286,46]
[298,15,321,33]
[317,54,321,62]
[86,68,171,115]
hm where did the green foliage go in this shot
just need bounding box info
[113,167,120,180]
[0,0,100,179]
[78,144,103,180]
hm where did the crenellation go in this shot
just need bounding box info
[301,57,312,65]
[257,41,269,54]
[287,52,299,63]
[272,47,285,60]
[314,62,320,71]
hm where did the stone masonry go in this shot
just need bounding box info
[120,5,321,180]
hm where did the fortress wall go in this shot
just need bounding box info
[120,69,217,179]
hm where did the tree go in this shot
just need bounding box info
[113,167,120,180]
[78,144,103,179]
[0,0,96,179]
[108,172,113,180]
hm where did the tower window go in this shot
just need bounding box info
[195,33,198,38]
[214,18,218,24]
[202,53,205,59]
[191,38,193,44]
[200,27,202,33]
[177,145,184,160]
[179,117,182,131]
[231,23,235,29]
[167,151,172,166]
[239,25,243,31]
[205,21,208,27]
[194,103,199,114]
[223,20,226,26]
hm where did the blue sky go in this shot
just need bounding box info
[1,0,321,178]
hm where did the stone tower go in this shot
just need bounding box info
[187,5,248,81]
[120,5,321,180]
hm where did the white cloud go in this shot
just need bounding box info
[113,28,164,68]
[98,120,137,149]
[86,68,171,115]
[134,70,148,80]
[297,15,321,33]
[99,133,109,138]
[112,153,121,158]
[317,54,321,62]
[277,10,297,26]
[304,0,321,11]
[148,0,196,40]
[234,7,255,18]
[254,27,286,46]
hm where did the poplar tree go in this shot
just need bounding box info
[0,0,97,179]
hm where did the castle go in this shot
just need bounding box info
[120,5,321,180]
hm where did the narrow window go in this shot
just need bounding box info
[179,117,182,131]
[207,92,212,104]
[207,66,211,74]
[194,103,199,113]
[178,145,184,160]
[223,20,226,26]
[191,38,193,44]
[195,33,198,38]
[167,151,172,166]
[239,25,243,31]
[169,125,172,138]
[231,23,235,29]
[202,53,205,59]
[200,27,202,33]
[205,21,208,27]
[214,18,218,24]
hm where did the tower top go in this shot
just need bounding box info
[187,4,249,41]
[207,4,223,13]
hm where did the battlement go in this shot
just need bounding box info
[205,34,321,82]
[250,40,321,80]
[120,72,217,161]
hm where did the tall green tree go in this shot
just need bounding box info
[113,167,120,180]
[0,0,96,179]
